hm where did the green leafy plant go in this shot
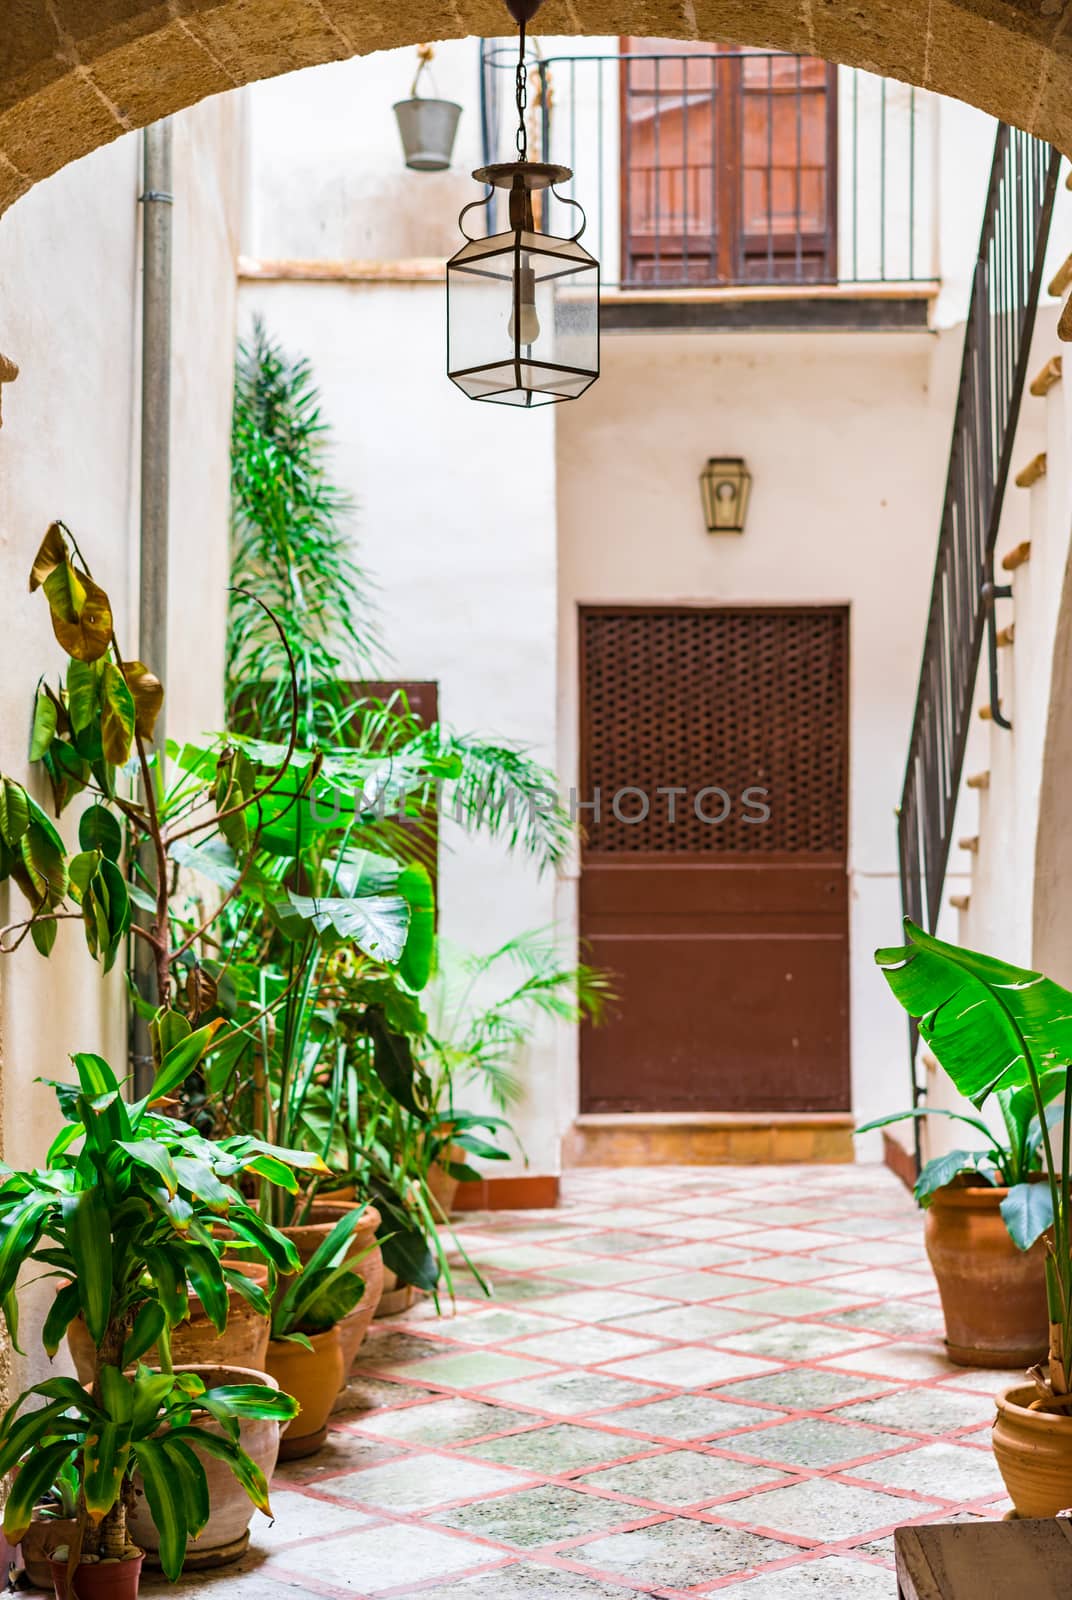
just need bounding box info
[876,919,1072,1404]
[0,1038,316,1579]
[859,1080,1062,1208]
[270,1210,373,1344]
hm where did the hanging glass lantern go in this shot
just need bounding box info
[446,4,599,407]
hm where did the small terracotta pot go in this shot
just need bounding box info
[993,1382,1072,1516]
[266,1326,344,1460]
[128,1364,281,1569]
[21,1517,77,1588]
[280,1204,383,1369]
[925,1182,1049,1367]
[375,1266,418,1318]
[50,1552,143,1600]
[67,1262,271,1384]
[426,1145,464,1219]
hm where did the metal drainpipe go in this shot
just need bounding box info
[133,120,173,1098]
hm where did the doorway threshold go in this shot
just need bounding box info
[565,1111,855,1166]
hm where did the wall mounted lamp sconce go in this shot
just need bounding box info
[700,457,752,534]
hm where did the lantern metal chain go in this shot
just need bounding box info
[515,20,528,161]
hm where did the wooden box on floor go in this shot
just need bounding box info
[895,1519,1072,1598]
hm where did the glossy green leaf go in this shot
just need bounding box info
[123,1300,167,1367]
[131,1368,179,1435]
[29,685,58,761]
[1001,1181,1055,1250]
[79,804,123,862]
[0,1197,52,1302]
[66,658,102,735]
[99,1366,134,1425]
[42,1279,81,1358]
[876,920,1072,1106]
[62,1187,112,1344]
[914,1152,991,1206]
[162,1435,210,1541]
[142,1245,189,1327]
[100,661,136,766]
[0,779,30,848]
[131,1437,187,1579]
[183,1244,228,1334]
[3,1440,78,1542]
[170,1427,272,1517]
[0,1399,79,1480]
[398,861,435,990]
[147,1019,227,1105]
[30,916,57,958]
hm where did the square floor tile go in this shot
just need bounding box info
[817,1240,928,1267]
[727,1417,912,1468]
[435,1482,641,1548]
[722,1286,863,1317]
[415,1566,645,1599]
[530,1290,677,1323]
[744,1229,850,1253]
[610,1304,771,1341]
[647,1241,759,1269]
[353,1398,537,1447]
[632,1270,765,1302]
[848,1440,1006,1499]
[443,1308,570,1344]
[823,1301,942,1337]
[249,1489,371,1548]
[825,1342,954,1381]
[537,1257,662,1286]
[597,1393,778,1441]
[357,1329,456,1368]
[716,1369,889,1411]
[579,1448,786,1506]
[825,1267,940,1300]
[465,1423,640,1474]
[838,1387,992,1435]
[572,1517,795,1588]
[718,1553,902,1596]
[574,1231,670,1255]
[505,1326,665,1366]
[654,1217,754,1240]
[280,1522,498,1593]
[718,1323,884,1362]
[728,1477,941,1541]
[607,1347,781,1389]
[732,1255,855,1285]
[327,1453,522,1512]
[486,1371,664,1417]
[389,1351,553,1387]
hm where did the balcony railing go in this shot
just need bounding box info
[480,42,933,291]
[896,123,1058,1163]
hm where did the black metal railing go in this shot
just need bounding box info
[480,42,931,290]
[896,124,1059,1150]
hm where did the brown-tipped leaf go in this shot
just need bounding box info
[122,660,164,740]
[28,522,67,592]
[42,561,113,662]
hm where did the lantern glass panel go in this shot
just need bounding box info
[447,227,599,406]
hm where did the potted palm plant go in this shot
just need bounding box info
[0,1036,313,1594]
[859,1082,1059,1367]
[877,920,1072,1516]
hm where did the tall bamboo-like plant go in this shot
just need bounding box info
[877,920,1072,1403]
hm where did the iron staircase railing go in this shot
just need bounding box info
[897,124,1060,1164]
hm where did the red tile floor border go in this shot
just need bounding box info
[146,1165,1014,1599]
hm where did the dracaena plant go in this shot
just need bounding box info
[0,1035,322,1578]
[877,920,1072,1406]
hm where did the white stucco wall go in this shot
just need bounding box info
[0,97,242,1386]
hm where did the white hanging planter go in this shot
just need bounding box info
[394,45,462,172]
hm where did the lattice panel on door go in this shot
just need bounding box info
[580,607,848,855]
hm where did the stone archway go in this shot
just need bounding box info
[3,0,1072,216]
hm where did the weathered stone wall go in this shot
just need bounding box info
[2,0,1072,216]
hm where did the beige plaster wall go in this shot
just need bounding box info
[0,96,242,1389]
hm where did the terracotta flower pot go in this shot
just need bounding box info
[66,1261,271,1384]
[280,1203,383,1370]
[50,1552,143,1600]
[993,1383,1072,1516]
[21,1517,77,1588]
[127,1364,282,1569]
[266,1326,344,1460]
[375,1265,418,1318]
[925,1182,1049,1367]
[427,1144,464,1219]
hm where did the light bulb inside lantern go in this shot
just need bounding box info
[508,261,541,346]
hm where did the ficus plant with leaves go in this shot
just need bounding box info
[876,920,1072,1407]
[0,1036,324,1582]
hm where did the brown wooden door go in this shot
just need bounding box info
[620,39,838,286]
[579,606,850,1114]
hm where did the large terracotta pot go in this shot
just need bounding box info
[128,1363,282,1569]
[50,1553,143,1600]
[266,1326,344,1460]
[280,1203,383,1370]
[993,1383,1072,1516]
[925,1182,1049,1367]
[67,1262,271,1384]
[22,1518,78,1588]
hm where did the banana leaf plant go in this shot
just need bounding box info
[271,1209,375,1344]
[0,1036,321,1580]
[876,919,1072,1404]
[859,1079,1063,1208]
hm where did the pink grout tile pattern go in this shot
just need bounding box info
[156,1164,1014,1599]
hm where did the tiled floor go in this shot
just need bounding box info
[162,1164,1014,1598]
